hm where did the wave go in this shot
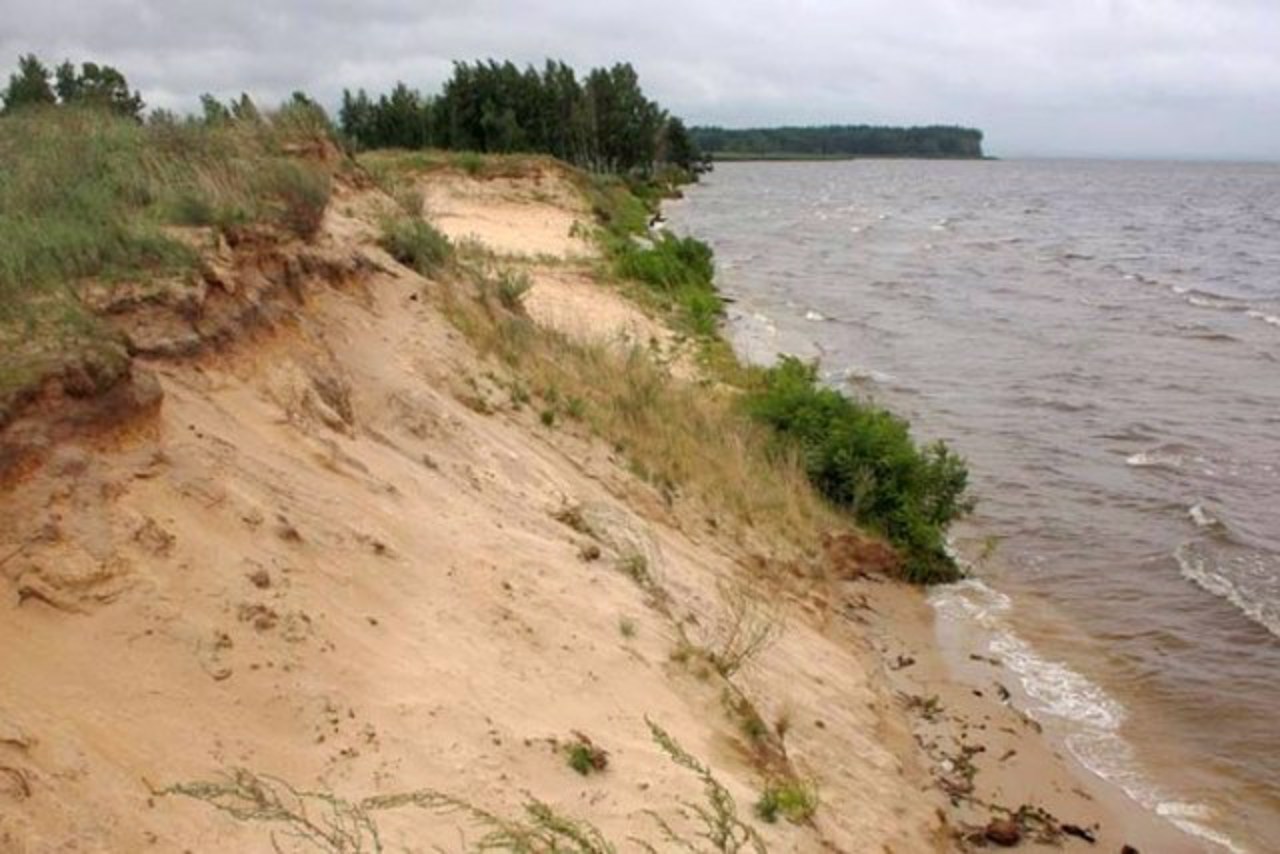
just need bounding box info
[1246,309,1280,327]
[930,579,1245,852]
[804,309,827,322]
[1188,503,1225,531]
[1175,542,1280,639]
[1009,393,1099,414]
[839,364,897,385]
[1126,450,1185,469]
[1187,293,1238,310]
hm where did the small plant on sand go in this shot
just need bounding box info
[378,215,452,276]
[619,552,652,587]
[705,580,780,678]
[754,778,819,825]
[551,503,593,536]
[495,268,532,311]
[155,768,618,853]
[159,719,772,852]
[619,616,637,638]
[564,732,609,776]
[644,718,766,854]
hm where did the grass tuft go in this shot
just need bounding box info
[754,778,819,825]
[378,216,452,276]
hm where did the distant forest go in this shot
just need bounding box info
[691,125,985,159]
[340,60,700,175]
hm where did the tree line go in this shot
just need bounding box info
[1,54,144,119]
[2,54,702,177]
[691,124,985,159]
[339,60,701,175]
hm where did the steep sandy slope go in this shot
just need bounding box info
[0,172,945,852]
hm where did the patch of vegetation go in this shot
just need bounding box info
[644,718,767,854]
[551,503,594,536]
[0,99,337,423]
[564,732,609,776]
[155,768,616,853]
[742,356,972,583]
[377,215,452,276]
[606,232,722,337]
[754,779,819,825]
[495,268,532,311]
[704,580,780,678]
[162,719,770,853]
[436,268,839,549]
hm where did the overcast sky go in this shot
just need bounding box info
[2,0,1278,159]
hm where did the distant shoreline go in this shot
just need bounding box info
[708,151,992,162]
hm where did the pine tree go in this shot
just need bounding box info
[1,54,56,114]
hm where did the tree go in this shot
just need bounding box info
[661,117,700,173]
[1,54,56,114]
[199,93,231,124]
[51,60,144,119]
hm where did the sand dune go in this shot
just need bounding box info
[0,162,1200,854]
[0,168,943,852]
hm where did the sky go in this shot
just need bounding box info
[2,0,1278,160]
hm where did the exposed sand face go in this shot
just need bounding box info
[522,268,668,349]
[422,170,596,261]
[0,173,945,852]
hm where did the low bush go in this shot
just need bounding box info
[742,357,972,583]
[610,233,723,336]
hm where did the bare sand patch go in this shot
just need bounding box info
[420,171,595,260]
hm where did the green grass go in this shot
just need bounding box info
[0,104,337,423]
[608,232,723,336]
[754,778,819,824]
[742,356,973,583]
[377,215,452,276]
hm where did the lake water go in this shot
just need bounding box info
[667,159,1280,852]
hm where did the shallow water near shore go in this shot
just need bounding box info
[668,158,1280,852]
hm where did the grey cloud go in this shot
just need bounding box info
[1,0,1277,158]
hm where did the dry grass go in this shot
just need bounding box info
[433,261,842,552]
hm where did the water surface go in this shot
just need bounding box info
[668,159,1280,852]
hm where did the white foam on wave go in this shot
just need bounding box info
[1246,309,1280,327]
[1158,802,1249,854]
[929,578,1245,852]
[804,309,826,322]
[1175,543,1280,639]
[929,582,1124,730]
[1126,450,1183,469]
[840,364,896,384]
[1187,503,1222,530]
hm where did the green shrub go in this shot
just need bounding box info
[613,233,713,291]
[610,233,722,336]
[755,778,818,824]
[743,357,972,583]
[378,216,452,275]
